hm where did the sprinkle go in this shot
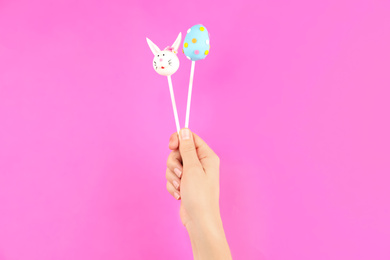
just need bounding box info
[192,38,197,43]
[206,39,209,45]
[184,42,188,48]
[205,50,209,55]
[194,50,199,55]
[187,28,191,33]
[200,27,205,31]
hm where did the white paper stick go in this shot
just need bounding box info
[185,61,196,128]
[167,76,181,133]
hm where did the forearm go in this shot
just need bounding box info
[186,215,232,260]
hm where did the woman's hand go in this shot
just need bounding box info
[165,128,232,260]
[166,128,221,228]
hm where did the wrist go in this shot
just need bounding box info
[185,213,224,238]
[185,213,232,260]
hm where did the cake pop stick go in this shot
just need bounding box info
[146,33,182,133]
[185,61,195,128]
[183,25,210,128]
[167,75,180,133]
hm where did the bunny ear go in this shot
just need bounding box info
[146,37,161,55]
[171,32,182,52]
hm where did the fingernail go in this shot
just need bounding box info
[174,168,182,178]
[174,192,181,200]
[173,180,180,189]
[180,128,190,140]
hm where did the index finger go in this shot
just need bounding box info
[169,132,179,150]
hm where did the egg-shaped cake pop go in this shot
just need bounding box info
[183,24,210,61]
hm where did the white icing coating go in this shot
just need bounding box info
[146,33,182,76]
[152,51,180,76]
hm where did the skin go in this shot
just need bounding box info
[165,128,232,260]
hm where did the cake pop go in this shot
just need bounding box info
[182,24,210,128]
[146,33,182,133]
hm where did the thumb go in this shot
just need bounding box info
[179,128,201,168]
[192,132,219,170]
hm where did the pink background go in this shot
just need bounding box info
[1,0,389,259]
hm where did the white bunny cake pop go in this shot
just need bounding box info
[146,32,182,133]
[146,33,182,76]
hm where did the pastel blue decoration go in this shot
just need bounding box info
[183,24,210,61]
